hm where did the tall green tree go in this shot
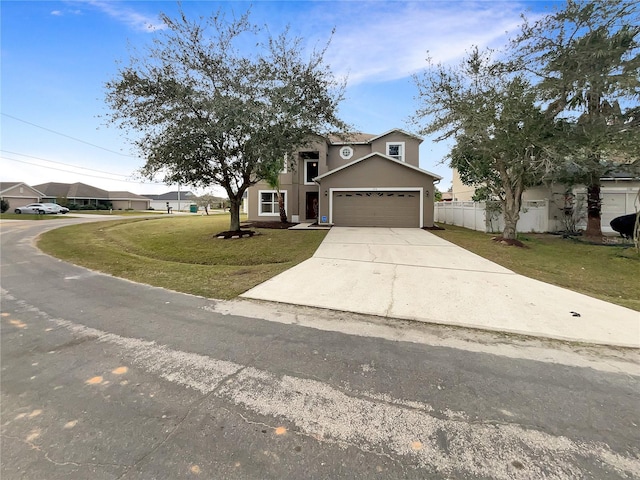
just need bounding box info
[514,0,640,237]
[413,48,557,239]
[105,8,348,231]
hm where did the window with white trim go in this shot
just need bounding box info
[340,146,353,160]
[386,142,405,161]
[259,190,286,216]
[304,159,319,185]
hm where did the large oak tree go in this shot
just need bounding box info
[105,9,348,231]
[413,48,558,239]
[514,0,640,237]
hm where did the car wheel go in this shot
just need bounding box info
[39,210,46,215]
[15,209,22,214]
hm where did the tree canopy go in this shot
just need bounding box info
[413,48,558,239]
[513,0,640,236]
[105,8,349,230]
[413,0,639,239]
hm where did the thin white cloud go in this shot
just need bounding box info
[51,10,63,16]
[315,1,529,85]
[84,1,167,32]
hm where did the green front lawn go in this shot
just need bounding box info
[0,213,68,220]
[38,215,326,299]
[430,224,640,311]
[36,216,639,310]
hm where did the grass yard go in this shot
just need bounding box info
[430,224,640,311]
[64,210,165,215]
[38,215,327,299]
[0,213,68,220]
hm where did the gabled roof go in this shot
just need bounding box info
[33,182,144,200]
[328,129,423,145]
[368,128,423,143]
[314,152,442,181]
[108,191,151,200]
[141,191,197,201]
[34,182,109,199]
[0,182,44,196]
[328,132,377,145]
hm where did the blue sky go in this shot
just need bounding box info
[1,0,561,196]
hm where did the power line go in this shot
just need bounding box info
[1,113,141,159]
[1,156,164,185]
[1,150,131,177]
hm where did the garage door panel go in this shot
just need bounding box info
[333,191,420,227]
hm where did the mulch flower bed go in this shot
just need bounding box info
[491,236,527,248]
[242,221,299,229]
[215,229,258,239]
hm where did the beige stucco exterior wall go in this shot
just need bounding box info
[111,200,150,210]
[246,133,427,224]
[451,169,476,201]
[370,133,420,168]
[248,138,329,222]
[327,143,371,171]
[317,156,436,227]
[1,184,41,208]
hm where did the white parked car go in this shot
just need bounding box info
[43,203,69,214]
[14,203,67,214]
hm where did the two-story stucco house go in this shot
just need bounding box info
[247,129,442,228]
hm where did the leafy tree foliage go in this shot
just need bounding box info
[195,193,227,214]
[413,48,558,239]
[514,0,640,236]
[105,8,348,231]
[262,159,288,223]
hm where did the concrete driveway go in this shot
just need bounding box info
[242,227,639,348]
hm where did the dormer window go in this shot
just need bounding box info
[386,142,405,162]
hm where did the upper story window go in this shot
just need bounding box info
[339,146,353,160]
[305,159,319,184]
[386,142,405,162]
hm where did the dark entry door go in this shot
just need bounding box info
[305,191,319,220]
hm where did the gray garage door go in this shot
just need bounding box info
[332,191,420,227]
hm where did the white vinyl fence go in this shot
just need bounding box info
[434,200,550,233]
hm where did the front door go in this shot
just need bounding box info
[305,191,319,220]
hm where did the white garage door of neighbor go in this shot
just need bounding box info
[601,192,628,227]
[332,190,421,227]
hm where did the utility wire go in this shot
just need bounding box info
[1,150,132,177]
[2,156,164,185]
[1,113,141,159]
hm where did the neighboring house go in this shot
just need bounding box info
[0,182,44,209]
[247,129,442,228]
[450,168,639,233]
[34,182,150,210]
[141,191,197,212]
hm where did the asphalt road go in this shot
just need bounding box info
[1,218,639,479]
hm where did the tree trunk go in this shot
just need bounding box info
[229,196,242,231]
[277,192,287,223]
[584,182,602,238]
[502,202,520,240]
[496,160,523,241]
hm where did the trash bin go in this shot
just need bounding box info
[189,204,198,213]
